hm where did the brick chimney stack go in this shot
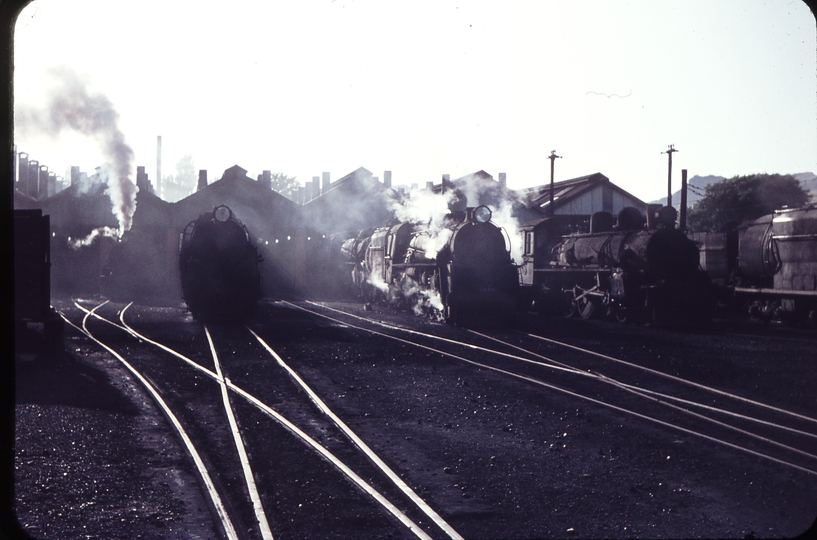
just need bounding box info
[384,170,392,188]
[499,172,506,186]
[322,172,330,194]
[197,170,208,191]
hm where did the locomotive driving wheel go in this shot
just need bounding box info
[572,286,597,320]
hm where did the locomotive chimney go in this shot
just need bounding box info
[198,170,208,191]
[680,169,688,231]
[384,170,392,188]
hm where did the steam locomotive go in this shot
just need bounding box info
[519,205,713,324]
[694,204,817,324]
[178,205,262,320]
[336,205,519,326]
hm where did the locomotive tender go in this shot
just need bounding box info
[520,205,713,324]
[337,205,519,326]
[178,205,262,320]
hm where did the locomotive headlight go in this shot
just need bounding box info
[214,205,232,222]
[474,205,492,223]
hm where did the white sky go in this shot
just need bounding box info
[12,0,817,202]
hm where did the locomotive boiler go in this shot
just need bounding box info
[178,205,262,320]
[338,205,519,326]
[520,206,713,324]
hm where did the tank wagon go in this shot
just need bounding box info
[178,205,262,321]
[700,204,817,324]
[520,206,713,324]
[337,205,519,326]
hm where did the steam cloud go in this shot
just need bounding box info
[68,226,120,250]
[17,68,137,236]
[385,186,456,259]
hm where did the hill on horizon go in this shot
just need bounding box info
[649,172,817,206]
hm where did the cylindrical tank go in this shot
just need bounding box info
[770,205,817,293]
[737,214,777,280]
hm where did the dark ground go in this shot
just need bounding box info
[7,298,817,539]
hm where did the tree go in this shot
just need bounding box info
[687,174,809,232]
[269,172,299,199]
[161,154,197,202]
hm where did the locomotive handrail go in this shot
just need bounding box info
[733,287,817,298]
[533,267,614,274]
[772,233,817,241]
[761,222,782,276]
[391,262,437,269]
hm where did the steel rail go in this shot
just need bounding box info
[469,330,817,441]
[306,301,817,441]
[205,325,274,540]
[61,302,239,540]
[246,326,463,540]
[519,330,817,425]
[71,301,430,540]
[291,301,817,477]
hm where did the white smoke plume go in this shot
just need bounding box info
[68,226,120,250]
[490,198,523,264]
[385,185,457,259]
[17,68,137,234]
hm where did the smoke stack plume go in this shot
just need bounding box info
[17,68,137,232]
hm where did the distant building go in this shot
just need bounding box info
[517,172,646,216]
[301,167,397,234]
[173,164,305,296]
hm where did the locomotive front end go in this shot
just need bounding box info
[443,206,519,325]
[179,205,262,321]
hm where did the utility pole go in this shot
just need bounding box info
[547,150,561,216]
[662,144,678,207]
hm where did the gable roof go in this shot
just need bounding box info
[519,172,645,212]
[172,164,301,230]
[311,167,376,198]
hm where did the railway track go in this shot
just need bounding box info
[291,300,817,480]
[60,300,464,540]
[40,298,817,538]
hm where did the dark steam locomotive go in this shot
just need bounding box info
[520,206,713,324]
[178,205,262,320]
[337,205,519,326]
[694,204,817,324]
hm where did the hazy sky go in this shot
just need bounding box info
[13,0,817,202]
